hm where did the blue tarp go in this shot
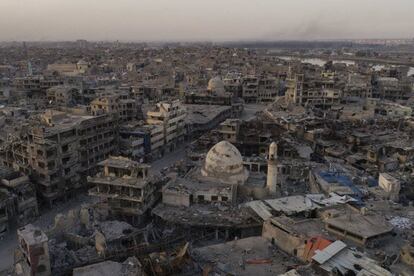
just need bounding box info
[318,171,364,203]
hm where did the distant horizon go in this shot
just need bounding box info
[1,0,413,42]
[1,37,413,44]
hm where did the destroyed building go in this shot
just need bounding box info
[185,104,237,139]
[0,166,38,237]
[90,92,141,123]
[72,257,145,276]
[88,156,162,225]
[191,236,308,276]
[146,99,186,154]
[0,109,118,205]
[14,224,52,276]
[184,77,244,116]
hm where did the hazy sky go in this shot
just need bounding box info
[0,0,413,41]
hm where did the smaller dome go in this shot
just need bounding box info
[207,77,225,94]
[77,59,88,65]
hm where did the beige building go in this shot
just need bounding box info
[378,173,401,201]
[1,110,118,206]
[46,86,79,106]
[91,92,139,123]
[285,73,341,107]
[47,59,89,76]
[88,156,160,225]
[146,100,186,153]
[241,75,279,103]
[15,224,51,276]
[285,73,304,105]
[219,119,240,143]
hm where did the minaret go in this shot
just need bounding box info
[267,142,278,196]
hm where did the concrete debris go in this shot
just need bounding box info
[389,216,411,230]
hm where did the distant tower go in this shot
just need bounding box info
[266,142,278,196]
[23,42,32,76]
[27,61,33,76]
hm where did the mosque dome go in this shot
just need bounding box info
[201,141,248,184]
[77,59,88,65]
[207,77,225,94]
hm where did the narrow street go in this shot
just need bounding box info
[150,143,188,173]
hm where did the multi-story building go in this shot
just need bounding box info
[88,156,161,225]
[223,72,242,97]
[15,224,51,276]
[118,121,171,161]
[39,77,65,92]
[46,86,79,106]
[286,73,341,107]
[0,166,38,237]
[373,77,412,101]
[1,110,118,206]
[119,122,148,161]
[146,124,164,158]
[146,100,186,153]
[241,75,279,103]
[219,119,240,144]
[343,74,372,101]
[12,76,42,93]
[0,77,10,103]
[301,89,342,108]
[9,75,66,104]
[91,92,139,123]
[285,73,304,105]
[77,113,119,179]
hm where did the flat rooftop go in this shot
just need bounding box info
[98,156,151,170]
[164,177,232,194]
[73,257,143,276]
[265,195,320,215]
[88,175,151,189]
[185,104,231,125]
[192,236,302,276]
[17,224,48,245]
[325,213,393,239]
[269,216,330,238]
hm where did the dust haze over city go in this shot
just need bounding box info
[1,1,414,276]
[1,0,414,41]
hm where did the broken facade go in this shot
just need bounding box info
[88,156,161,225]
